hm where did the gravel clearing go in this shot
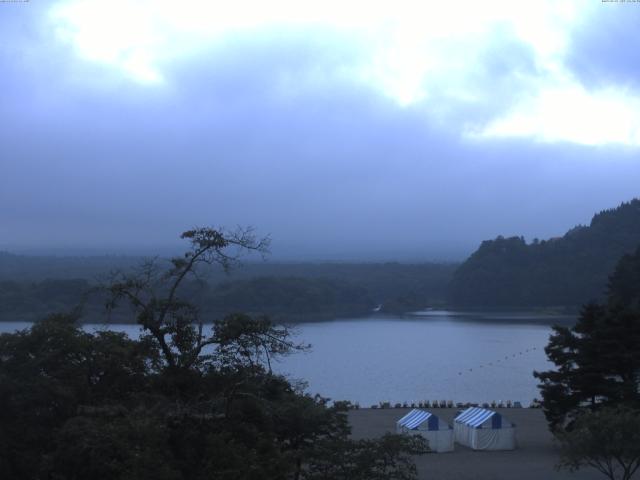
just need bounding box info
[348,408,603,480]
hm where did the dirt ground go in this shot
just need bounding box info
[348,408,603,480]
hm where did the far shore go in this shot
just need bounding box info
[0,307,579,326]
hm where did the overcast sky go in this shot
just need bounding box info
[1,0,640,260]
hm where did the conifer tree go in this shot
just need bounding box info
[534,246,640,430]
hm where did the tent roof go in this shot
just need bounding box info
[454,407,499,427]
[397,409,434,429]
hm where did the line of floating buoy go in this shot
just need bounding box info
[456,346,542,376]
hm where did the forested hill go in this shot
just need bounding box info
[449,199,640,308]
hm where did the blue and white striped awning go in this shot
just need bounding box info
[454,407,501,428]
[397,409,437,430]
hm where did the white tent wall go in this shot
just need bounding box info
[453,421,469,446]
[396,409,454,453]
[400,427,455,453]
[453,407,516,451]
[471,427,516,450]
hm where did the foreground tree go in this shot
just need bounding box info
[104,226,272,370]
[0,227,426,480]
[557,406,640,480]
[0,314,157,479]
[534,246,640,430]
[304,433,428,480]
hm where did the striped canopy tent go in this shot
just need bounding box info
[454,407,516,450]
[396,409,454,453]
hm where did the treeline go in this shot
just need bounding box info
[0,261,457,322]
[0,252,456,322]
[199,262,455,316]
[0,277,372,323]
[4,199,640,316]
[450,199,640,308]
[0,279,92,321]
[204,277,373,320]
[0,252,141,281]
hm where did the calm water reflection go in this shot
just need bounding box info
[0,311,569,406]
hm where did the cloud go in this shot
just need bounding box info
[2,40,640,259]
[465,3,640,147]
[473,80,640,146]
[566,3,640,90]
[47,0,640,148]
[47,0,579,103]
[3,1,640,259]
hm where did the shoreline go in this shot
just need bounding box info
[0,308,577,326]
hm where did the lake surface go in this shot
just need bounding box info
[0,310,569,406]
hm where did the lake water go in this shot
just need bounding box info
[0,310,569,406]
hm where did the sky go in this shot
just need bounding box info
[1,0,640,261]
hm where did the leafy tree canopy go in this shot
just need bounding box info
[557,406,640,480]
[0,227,426,480]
